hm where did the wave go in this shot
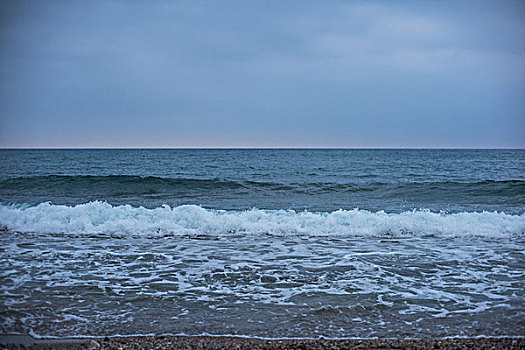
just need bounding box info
[0,202,523,238]
[1,175,523,195]
[0,175,247,191]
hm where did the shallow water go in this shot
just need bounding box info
[1,229,523,337]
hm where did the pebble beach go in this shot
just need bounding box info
[2,336,524,350]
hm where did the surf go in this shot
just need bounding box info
[1,201,523,238]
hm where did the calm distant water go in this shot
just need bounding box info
[0,149,524,338]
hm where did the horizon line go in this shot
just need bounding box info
[1,147,524,150]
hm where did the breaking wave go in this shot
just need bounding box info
[0,202,523,238]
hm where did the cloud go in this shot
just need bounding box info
[0,0,524,148]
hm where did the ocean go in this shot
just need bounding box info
[0,149,524,338]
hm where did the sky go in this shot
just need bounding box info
[0,0,524,148]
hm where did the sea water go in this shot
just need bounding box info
[0,149,524,338]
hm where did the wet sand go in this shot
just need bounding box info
[1,335,523,349]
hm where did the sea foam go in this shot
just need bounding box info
[0,201,523,238]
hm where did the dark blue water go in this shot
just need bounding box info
[0,149,524,338]
[1,149,524,213]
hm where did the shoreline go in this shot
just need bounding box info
[1,335,523,349]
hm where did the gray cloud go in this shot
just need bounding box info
[1,0,524,148]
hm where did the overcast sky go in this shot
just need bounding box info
[1,0,524,148]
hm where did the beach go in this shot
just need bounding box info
[2,335,524,349]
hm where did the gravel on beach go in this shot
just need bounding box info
[2,336,523,350]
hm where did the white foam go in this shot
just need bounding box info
[0,202,523,238]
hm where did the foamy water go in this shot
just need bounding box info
[1,202,524,238]
[1,203,524,337]
[1,149,524,338]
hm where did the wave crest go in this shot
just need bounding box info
[1,202,523,238]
